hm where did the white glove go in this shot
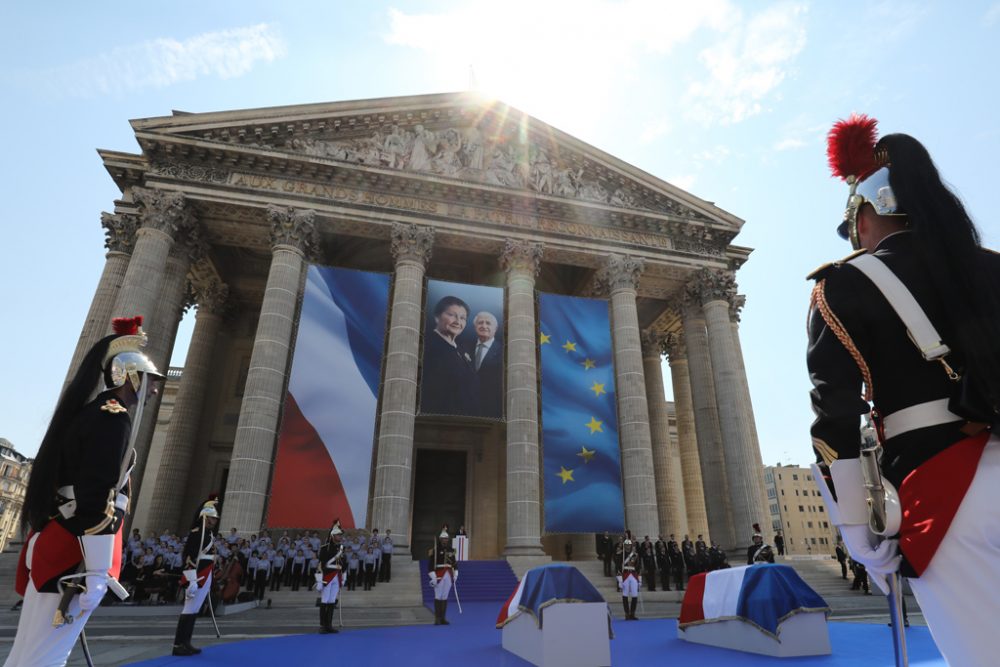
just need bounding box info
[839,524,900,576]
[813,460,901,579]
[427,572,437,587]
[314,572,323,586]
[185,582,198,600]
[314,581,324,592]
[78,574,107,612]
[453,570,458,582]
[615,576,622,591]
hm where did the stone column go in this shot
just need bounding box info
[127,227,206,523]
[221,206,318,534]
[144,278,228,533]
[63,212,137,392]
[110,188,193,329]
[369,224,434,553]
[663,332,709,538]
[595,255,659,541]
[641,331,687,538]
[696,270,770,544]
[680,291,735,548]
[500,240,545,557]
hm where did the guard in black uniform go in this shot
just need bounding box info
[746,532,774,565]
[810,114,1000,666]
[172,499,219,656]
[7,316,162,667]
[315,522,345,634]
[616,540,641,620]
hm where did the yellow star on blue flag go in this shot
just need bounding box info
[562,340,577,352]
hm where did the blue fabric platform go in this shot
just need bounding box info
[130,602,944,666]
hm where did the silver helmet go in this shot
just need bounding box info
[103,316,163,392]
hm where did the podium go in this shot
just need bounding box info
[497,564,611,667]
[678,564,831,657]
[452,535,469,561]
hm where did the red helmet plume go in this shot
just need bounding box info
[827,113,880,182]
[111,315,144,336]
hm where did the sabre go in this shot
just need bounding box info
[860,419,908,667]
[78,628,95,667]
[452,571,463,615]
[207,594,221,638]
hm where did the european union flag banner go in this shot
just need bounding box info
[538,293,625,533]
[267,265,390,530]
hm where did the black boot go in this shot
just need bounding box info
[172,614,201,656]
[440,599,450,625]
[630,598,638,620]
[622,597,630,619]
[433,600,442,625]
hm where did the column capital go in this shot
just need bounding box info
[100,212,139,254]
[640,329,667,359]
[686,268,736,306]
[390,223,434,265]
[170,223,210,264]
[595,254,645,294]
[730,294,746,323]
[132,187,194,237]
[267,205,318,255]
[193,277,229,316]
[500,239,543,277]
[663,331,687,362]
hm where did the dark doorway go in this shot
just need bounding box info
[411,449,467,560]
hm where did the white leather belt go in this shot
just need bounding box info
[882,398,963,440]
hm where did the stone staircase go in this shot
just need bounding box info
[419,560,518,605]
[263,556,423,609]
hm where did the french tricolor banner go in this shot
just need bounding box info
[266,265,390,530]
[679,564,828,637]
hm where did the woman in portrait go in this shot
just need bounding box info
[421,295,480,416]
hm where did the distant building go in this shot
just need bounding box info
[0,438,31,553]
[764,464,839,557]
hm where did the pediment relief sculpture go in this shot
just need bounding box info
[212,121,710,221]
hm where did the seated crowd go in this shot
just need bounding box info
[119,526,395,605]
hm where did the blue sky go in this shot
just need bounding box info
[2,2,998,467]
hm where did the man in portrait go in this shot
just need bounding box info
[471,310,503,418]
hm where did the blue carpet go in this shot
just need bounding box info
[130,603,944,666]
[419,559,518,604]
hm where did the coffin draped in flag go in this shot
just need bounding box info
[538,293,625,534]
[266,265,390,529]
[496,564,609,635]
[679,564,829,638]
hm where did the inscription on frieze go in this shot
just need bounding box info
[227,172,678,251]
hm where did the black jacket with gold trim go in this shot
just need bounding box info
[806,231,999,488]
[55,389,132,536]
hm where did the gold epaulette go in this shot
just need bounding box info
[805,248,867,281]
[100,398,128,414]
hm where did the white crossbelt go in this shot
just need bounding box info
[848,254,951,360]
[882,398,964,440]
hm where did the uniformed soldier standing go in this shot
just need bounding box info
[7,316,162,667]
[616,539,641,621]
[428,528,458,626]
[667,535,685,591]
[314,523,345,635]
[172,500,219,656]
[746,532,774,566]
[810,114,1000,666]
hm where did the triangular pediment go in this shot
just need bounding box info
[130,92,742,231]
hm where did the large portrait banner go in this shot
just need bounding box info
[419,279,504,420]
[538,292,625,534]
[267,265,390,530]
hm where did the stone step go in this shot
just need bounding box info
[211,556,424,609]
